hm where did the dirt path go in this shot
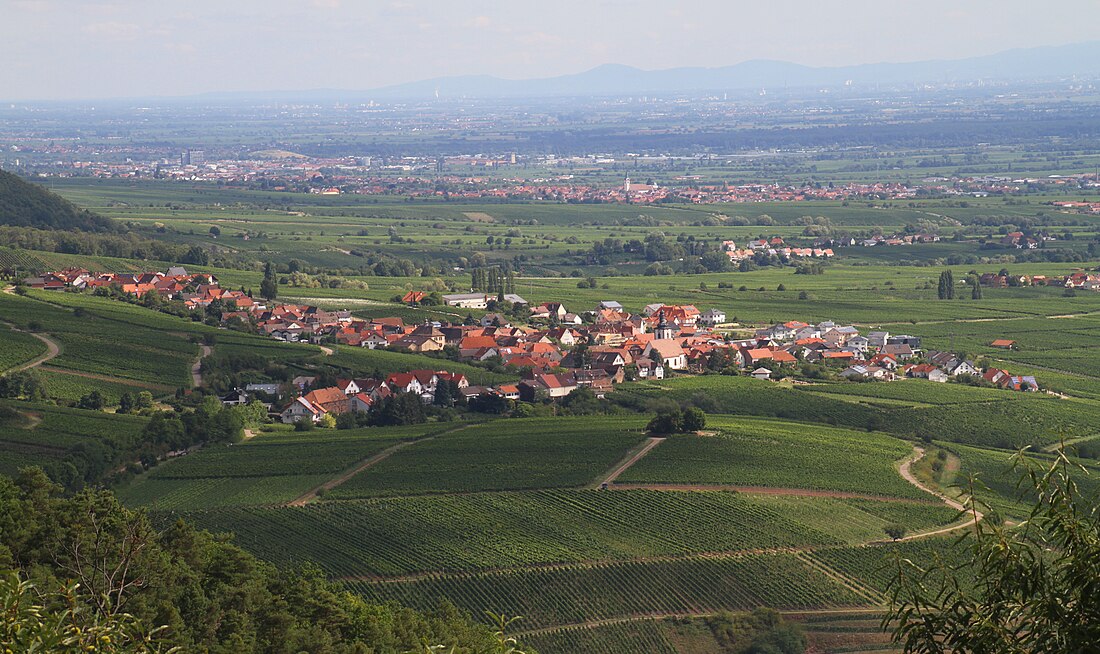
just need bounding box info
[606,483,939,505]
[0,290,62,372]
[890,446,983,542]
[12,330,61,372]
[191,344,212,387]
[287,423,472,506]
[317,344,334,356]
[594,437,665,487]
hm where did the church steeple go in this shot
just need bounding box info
[656,309,674,340]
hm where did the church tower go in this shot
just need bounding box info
[655,310,674,340]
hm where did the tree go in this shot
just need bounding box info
[77,390,106,411]
[970,273,983,300]
[647,408,683,434]
[208,226,220,238]
[937,269,955,300]
[885,450,1100,652]
[681,407,706,432]
[260,261,278,300]
[883,524,906,541]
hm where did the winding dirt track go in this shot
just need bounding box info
[891,446,983,541]
[12,330,61,372]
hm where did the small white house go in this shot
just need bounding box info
[752,367,773,381]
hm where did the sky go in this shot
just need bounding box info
[3,0,1100,100]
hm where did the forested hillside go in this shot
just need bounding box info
[0,170,118,232]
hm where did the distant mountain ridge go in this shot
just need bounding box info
[187,40,1100,102]
[371,41,1100,98]
[0,170,117,232]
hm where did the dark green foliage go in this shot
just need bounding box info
[0,170,117,232]
[937,269,955,299]
[883,523,907,541]
[970,273,983,299]
[681,406,707,432]
[0,369,47,400]
[646,406,705,434]
[707,608,806,654]
[260,261,278,300]
[885,451,1100,653]
[0,469,508,653]
[371,392,427,426]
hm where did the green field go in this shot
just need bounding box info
[176,490,857,576]
[616,416,926,499]
[327,416,648,498]
[119,423,444,510]
[0,401,147,477]
[619,375,1100,449]
[0,325,46,372]
[346,552,865,630]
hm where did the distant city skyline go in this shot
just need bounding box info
[3,0,1100,100]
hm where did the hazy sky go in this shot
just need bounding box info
[3,0,1099,100]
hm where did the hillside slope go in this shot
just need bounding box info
[0,170,117,232]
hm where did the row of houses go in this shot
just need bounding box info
[722,239,835,262]
[278,370,475,423]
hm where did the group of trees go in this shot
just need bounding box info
[647,406,706,434]
[0,468,524,653]
[471,265,517,295]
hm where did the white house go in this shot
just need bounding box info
[699,308,727,326]
[643,339,688,371]
[280,396,322,423]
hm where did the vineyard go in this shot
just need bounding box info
[622,376,1100,449]
[522,620,679,654]
[326,344,515,386]
[0,401,147,474]
[741,495,960,545]
[806,538,973,595]
[35,369,158,404]
[176,489,848,576]
[326,416,649,498]
[120,423,442,510]
[0,325,46,372]
[118,475,334,511]
[345,552,867,630]
[0,291,196,388]
[803,379,1014,405]
[617,417,927,500]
